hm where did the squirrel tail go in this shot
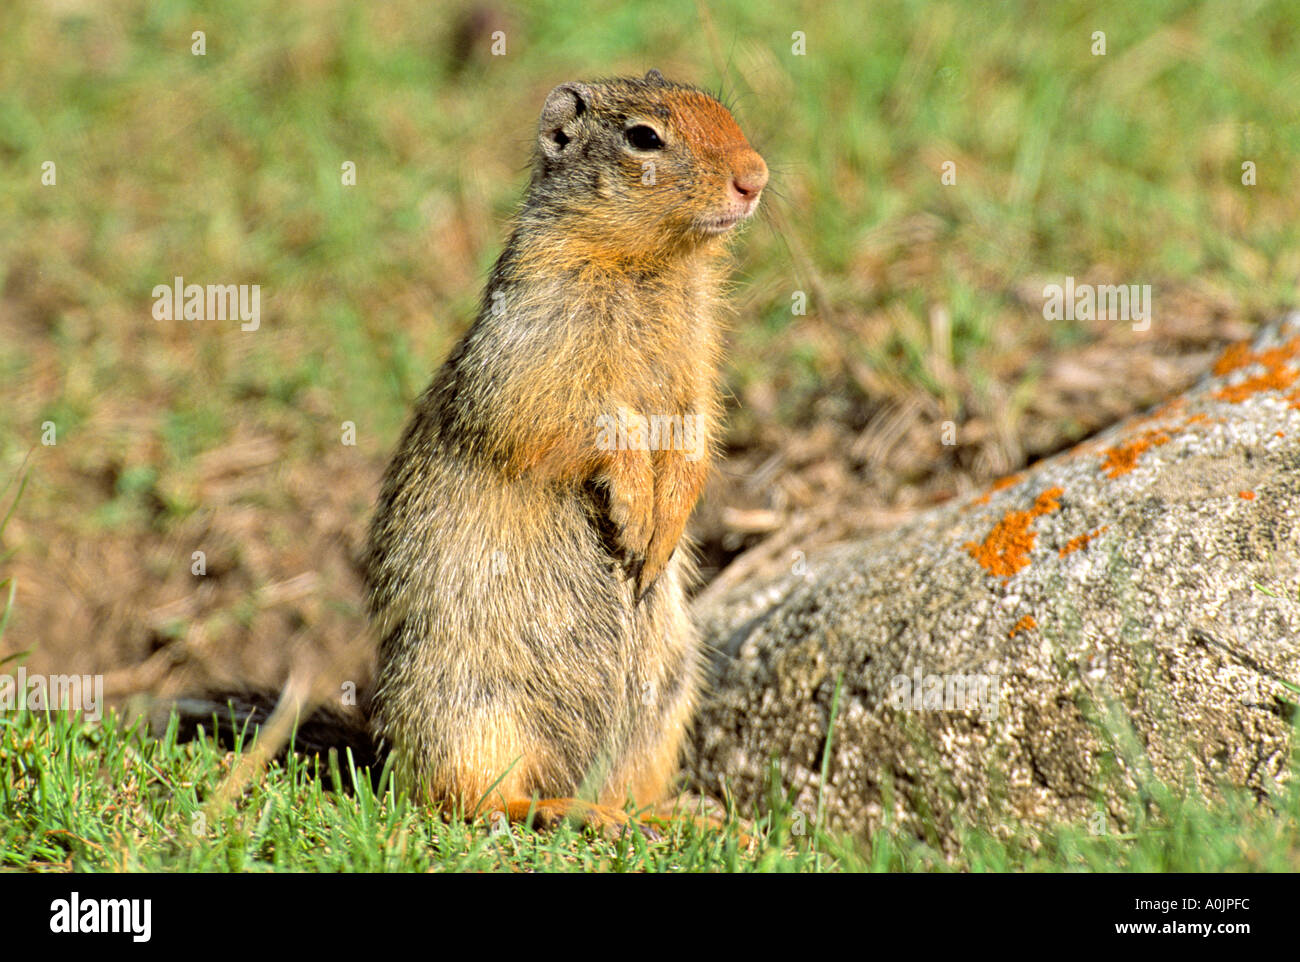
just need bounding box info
[151,688,386,785]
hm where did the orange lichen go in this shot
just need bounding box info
[964,487,1063,578]
[1059,525,1109,558]
[1008,615,1037,639]
[1210,336,1300,403]
[1214,366,1300,403]
[965,333,1298,575]
[1099,429,1170,478]
[1212,341,1255,376]
[1084,335,1299,486]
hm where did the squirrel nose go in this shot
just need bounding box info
[730,154,768,200]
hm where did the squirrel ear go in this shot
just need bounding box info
[644,69,667,86]
[538,82,592,161]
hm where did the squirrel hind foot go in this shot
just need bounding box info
[484,797,660,842]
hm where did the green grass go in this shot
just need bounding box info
[0,709,786,873]
[3,707,1300,872]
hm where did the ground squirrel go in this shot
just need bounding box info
[363,70,767,834]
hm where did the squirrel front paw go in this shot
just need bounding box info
[599,450,657,587]
[608,480,654,567]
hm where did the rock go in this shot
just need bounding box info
[690,313,1300,845]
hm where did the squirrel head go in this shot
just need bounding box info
[526,70,768,261]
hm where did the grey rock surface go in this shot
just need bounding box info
[690,313,1300,844]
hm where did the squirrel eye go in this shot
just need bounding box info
[625,125,664,150]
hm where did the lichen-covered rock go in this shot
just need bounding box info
[690,313,1300,845]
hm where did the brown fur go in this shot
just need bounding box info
[363,70,767,833]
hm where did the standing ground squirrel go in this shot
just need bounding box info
[364,70,767,834]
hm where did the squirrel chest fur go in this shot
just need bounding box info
[364,70,767,827]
